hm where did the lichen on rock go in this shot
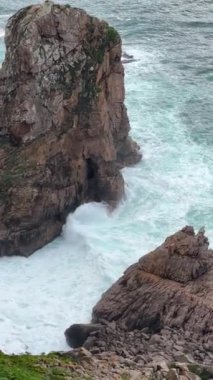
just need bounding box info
[0,2,141,257]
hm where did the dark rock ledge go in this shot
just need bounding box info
[0,2,141,257]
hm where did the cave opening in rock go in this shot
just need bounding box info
[86,158,96,180]
[86,158,101,202]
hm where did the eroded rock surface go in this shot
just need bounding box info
[66,227,213,365]
[93,227,213,338]
[0,2,141,256]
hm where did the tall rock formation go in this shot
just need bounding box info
[0,2,141,256]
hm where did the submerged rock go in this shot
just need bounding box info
[122,52,137,64]
[0,2,141,257]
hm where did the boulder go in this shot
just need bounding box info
[65,323,102,348]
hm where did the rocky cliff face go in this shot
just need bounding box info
[0,2,141,257]
[92,227,213,351]
[93,226,213,332]
[66,227,213,365]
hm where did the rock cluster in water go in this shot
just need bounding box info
[0,2,141,257]
[66,227,213,369]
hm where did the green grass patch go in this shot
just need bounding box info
[120,373,131,380]
[188,364,212,380]
[105,26,120,44]
[0,352,93,380]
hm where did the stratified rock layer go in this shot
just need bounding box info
[90,227,213,364]
[0,2,141,256]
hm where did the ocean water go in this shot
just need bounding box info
[0,0,213,354]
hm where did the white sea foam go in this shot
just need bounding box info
[0,28,4,38]
[0,201,147,354]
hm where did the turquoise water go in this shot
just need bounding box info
[0,0,212,353]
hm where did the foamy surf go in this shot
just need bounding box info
[0,28,4,38]
[0,201,148,355]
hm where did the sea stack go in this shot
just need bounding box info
[0,2,141,257]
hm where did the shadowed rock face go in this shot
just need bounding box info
[92,226,213,343]
[0,2,141,257]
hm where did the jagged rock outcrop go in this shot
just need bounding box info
[0,2,141,256]
[66,227,213,365]
[92,227,213,338]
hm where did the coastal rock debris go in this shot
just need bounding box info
[67,227,213,366]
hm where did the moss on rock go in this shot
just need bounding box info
[0,149,31,202]
[105,26,120,44]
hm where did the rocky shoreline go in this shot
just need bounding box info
[0,227,212,379]
[0,3,212,380]
[1,224,213,379]
[63,226,213,378]
[1,348,213,380]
